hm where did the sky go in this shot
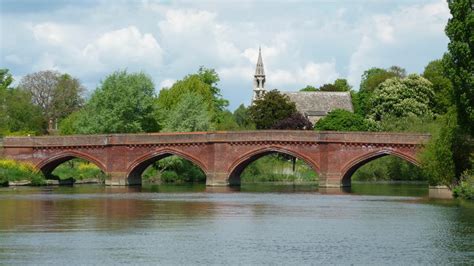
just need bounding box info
[0,0,451,110]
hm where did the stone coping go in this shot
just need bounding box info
[3,130,431,148]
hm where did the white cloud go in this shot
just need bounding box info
[348,0,449,88]
[83,26,163,70]
[269,61,339,89]
[158,78,176,90]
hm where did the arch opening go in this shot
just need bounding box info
[127,153,207,186]
[39,154,106,184]
[228,148,319,186]
[342,151,424,187]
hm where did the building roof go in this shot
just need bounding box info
[282,91,353,116]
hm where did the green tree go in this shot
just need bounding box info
[300,85,318,92]
[423,59,454,114]
[370,74,435,121]
[233,104,255,130]
[68,70,159,134]
[163,92,213,132]
[355,66,406,117]
[314,109,378,131]
[333,78,352,92]
[319,83,338,92]
[248,89,297,129]
[0,69,13,134]
[443,0,474,135]
[4,89,45,134]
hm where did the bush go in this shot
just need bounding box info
[0,159,45,185]
[51,159,105,181]
[315,109,378,131]
[452,170,474,200]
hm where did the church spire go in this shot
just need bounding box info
[252,46,266,104]
[255,46,265,76]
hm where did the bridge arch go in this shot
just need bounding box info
[227,146,320,186]
[36,150,107,178]
[126,148,208,185]
[340,149,420,186]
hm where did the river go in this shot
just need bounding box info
[0,183,473,265]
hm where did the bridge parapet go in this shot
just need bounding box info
[3,131,431,147]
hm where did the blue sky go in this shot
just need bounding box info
[0,0,450,110]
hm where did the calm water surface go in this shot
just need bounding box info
[0,183,473,265]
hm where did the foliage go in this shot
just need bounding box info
[300,85,318,92]
[333,78,352,92]
[0,159,45,186]
[315,109,378,131]
[319,83,338,92]
[370,74,435,121]
[163,92,213,132]
[355,66,406,117]
[19,70,84,131]
[214,110,240,130]
[51,159,106,181]
[419,111,469,187]
[67,70,159,134]
[4,89,45,135]
[248,89,297,129]
[443,0,474,135]
[142,155,206,183]
[241,154,318,183]
[272,112,313,130]
[233,104,255,130]
[157,67,229,130]
[423,59,454,114]
[352,156,426,182]
[453,170,474,200]
[379,115,439,133]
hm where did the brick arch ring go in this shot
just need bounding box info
[340,149,420,181]
[227,145,321,177]
[126,148,209,177]
[36,150,108,173]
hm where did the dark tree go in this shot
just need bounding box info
[248,89,297,129]
[443,0,474,135]
[272,112,313,130]
[319,83,338,92]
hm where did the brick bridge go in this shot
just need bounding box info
[1,131,430,187]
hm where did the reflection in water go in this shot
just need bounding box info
[0,184,473,265]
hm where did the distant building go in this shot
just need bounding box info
[251,48,353,123]
[283,91,353,123]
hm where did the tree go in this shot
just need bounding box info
[163,92,213,132]
[68,70,159,134]
[314,109,377,131]
[0,69,13,134]
[423,59,454,114]
[300,85,318,92]
[369,74,435,121]
[443,0,474,135]
[4,89,45,134]
[272,112,313,130]
[233,104,255,129]
[19,70,84,131]
[319,83,338,92]
[333,78,352,92]
[355,66,406,117]
[248,89,297,129]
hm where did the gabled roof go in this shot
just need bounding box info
[282,91,353,116]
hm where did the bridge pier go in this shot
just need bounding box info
[105,172,141,186]
[318,173,350,188]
